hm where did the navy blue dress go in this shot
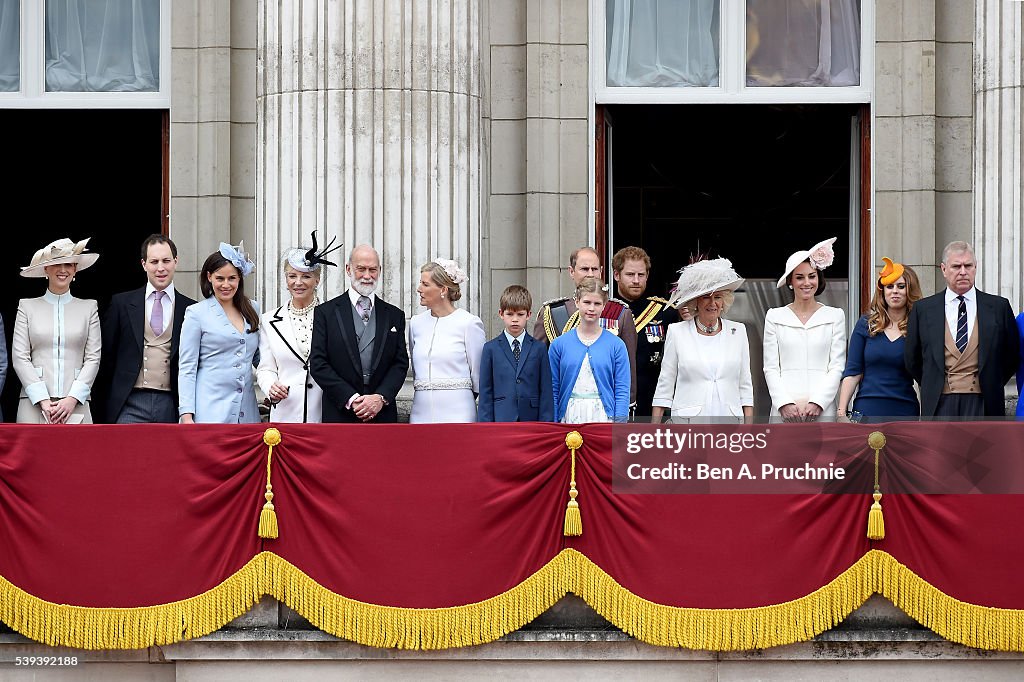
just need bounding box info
[842,315,919,421]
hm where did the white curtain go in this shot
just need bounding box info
[45,0,159,92]
[0,0,19,92]
[746,0,860,87]
[607,0,720,87]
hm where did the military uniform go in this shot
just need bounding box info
[533,296,638,404]
[624,295,677,416]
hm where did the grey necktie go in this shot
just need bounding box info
[357,295,371,324]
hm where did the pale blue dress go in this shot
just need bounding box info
[178,296,260,424]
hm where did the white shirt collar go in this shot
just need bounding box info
[348,288,374,308]
[945,286,976,304]
[503,329,526,346]
[146,281,176,303]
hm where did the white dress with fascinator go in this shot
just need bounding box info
[409,308,486,423]
[256,299,324,423]
[763,304,847,418]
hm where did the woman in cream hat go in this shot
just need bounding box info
[763,237,847,422]
[837,258,922,422]
[651,258,753,421]
[12,238,102,423]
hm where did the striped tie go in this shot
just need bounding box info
[955,295,968,353]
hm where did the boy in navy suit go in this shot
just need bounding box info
[478,285,554,422]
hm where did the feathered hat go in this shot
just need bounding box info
[285,231,344,272]
[666,257,744,309]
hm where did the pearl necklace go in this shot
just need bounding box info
[694,317,721,334]
[289,298,318,316]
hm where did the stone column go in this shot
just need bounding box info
[974,0,1023,309]
[257,0,481,314]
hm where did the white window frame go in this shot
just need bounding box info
[0,0,171,108]
[593,0,874,105]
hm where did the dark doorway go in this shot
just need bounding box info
[0,109,165,421]
[607,103,856,296]
[604,103,860,413]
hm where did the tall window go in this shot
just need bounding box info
[606,0,721,87]
[597,0,870,102]
[0,0,19,92]
[0,0,168,106]
[746,0,861,87]
[45,0,160,92]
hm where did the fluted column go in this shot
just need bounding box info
[257,0,481,314]
[974,0,1023,309]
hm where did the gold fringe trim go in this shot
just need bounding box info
[0,554,269,650]
[5,550,1024,651]
[266,553,568,650]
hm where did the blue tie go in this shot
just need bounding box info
[955,295,968,353]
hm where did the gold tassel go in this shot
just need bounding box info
[563,431,583,536]
[866,431,886,541]
[867,492,884,540]
[259,428,282,539]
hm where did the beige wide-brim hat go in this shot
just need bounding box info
[776,237,837,288]
[666,258,744,309]
[20,238,100,278]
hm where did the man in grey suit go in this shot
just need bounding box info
[310,244,409,423]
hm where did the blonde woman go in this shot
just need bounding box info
[549,277,631,423]
[409,259,486,423]
[257,235,340,423]
[652,258,752,421]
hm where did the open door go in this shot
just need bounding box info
[595,105,614,271]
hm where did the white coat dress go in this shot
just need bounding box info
[762,304,847,417]
[652,319,753,418]
[256,304,324,423]
[409,308,486,423]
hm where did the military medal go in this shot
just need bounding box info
[645,322,664,344]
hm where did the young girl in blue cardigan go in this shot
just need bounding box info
[549,277,631,423]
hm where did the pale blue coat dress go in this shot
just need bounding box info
[178,296,260,424]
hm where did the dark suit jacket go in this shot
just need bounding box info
[98,286,196,423]
[309,292,409,423]
[905,289,1019,416]
[477,333,554,422]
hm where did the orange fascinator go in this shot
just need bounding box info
[878,257,905,287]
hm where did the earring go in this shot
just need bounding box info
[441,292,446,299]
[788,285,793,290]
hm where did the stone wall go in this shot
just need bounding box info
[170,0,257,302]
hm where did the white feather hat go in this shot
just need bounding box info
[666,258,744,309]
